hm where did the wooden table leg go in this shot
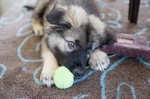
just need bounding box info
[128,0,141,24]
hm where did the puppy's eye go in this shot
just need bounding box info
[68,41,75,49]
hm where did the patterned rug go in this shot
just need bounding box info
[0,0,150,99]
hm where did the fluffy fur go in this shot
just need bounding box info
[31,0,116,87]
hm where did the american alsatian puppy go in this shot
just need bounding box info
[31,0,116,87]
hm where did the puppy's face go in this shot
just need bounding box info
[44,5,115,78]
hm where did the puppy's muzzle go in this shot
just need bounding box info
[71,63,85,78]
[61,48,88,78]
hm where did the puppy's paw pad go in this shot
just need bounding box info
[88,50,110,71]
[40,72,54,87]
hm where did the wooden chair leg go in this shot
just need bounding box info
[128,0,141,24]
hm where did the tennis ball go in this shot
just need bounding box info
[53,66,74,89]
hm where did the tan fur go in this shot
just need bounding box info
[41,5,109,86]
[89,15,106,35]
[47,5,89,28]
[47,33,74,52]
[31,19,43,36]
[32,0,113,87]
[66,5,89,27]
[88,49,110,71]
[40,38,58,86]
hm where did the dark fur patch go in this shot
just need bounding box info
[24,5,35,10]
[101,27,117,46]
[55,0,100,16]
[105,30,116,45]
[54,46,87,77]
[46,9,71,31]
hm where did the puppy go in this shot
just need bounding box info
[31,0,116,87]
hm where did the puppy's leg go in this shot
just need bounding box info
[88,49,110,71]
[32,0,50,36]
[40,38,58,87]
[32,19,43,36]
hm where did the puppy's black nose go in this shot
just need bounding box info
[72,66,85,78]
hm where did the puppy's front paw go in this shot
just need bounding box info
[88,49,110,71]
[40,70,54,87]
[32,19,43,36]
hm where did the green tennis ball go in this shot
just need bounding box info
[53,66,74,89]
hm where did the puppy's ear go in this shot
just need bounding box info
[102,26,116,45]
[46,8,71,31]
